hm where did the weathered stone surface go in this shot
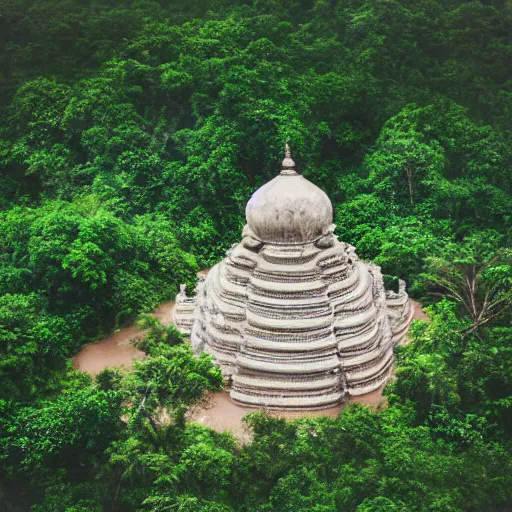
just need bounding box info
[175,145,413,409]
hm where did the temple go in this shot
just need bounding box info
[174,145,413,409]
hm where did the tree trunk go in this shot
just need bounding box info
[406,165,414,205]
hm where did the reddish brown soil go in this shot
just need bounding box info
[186,385,388,444]
[72,325,145,376]
[72,300,175,376]
[412,300,430,322]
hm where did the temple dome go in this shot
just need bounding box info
[246,145,333,244]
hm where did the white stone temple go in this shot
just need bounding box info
[174,145,413,409]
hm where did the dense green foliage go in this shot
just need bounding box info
[1,0,511,510]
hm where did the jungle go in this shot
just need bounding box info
[0,0,511,510]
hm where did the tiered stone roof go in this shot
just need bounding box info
[174,145,413,409]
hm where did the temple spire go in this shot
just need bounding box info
[280,142,297,175]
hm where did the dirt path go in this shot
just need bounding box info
[72,300,175,376]
[187,384,388,444]
[412,300,429,322]
[73,297,428,440]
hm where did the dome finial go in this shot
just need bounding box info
[281,142,297,175]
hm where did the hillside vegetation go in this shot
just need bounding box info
[0,1,511,510]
